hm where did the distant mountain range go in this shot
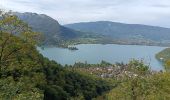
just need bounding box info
[12,12,170,46]
[65,21,170,45]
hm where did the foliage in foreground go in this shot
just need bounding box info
[67,59,170,100]
[1,10,170,100]
[94,60,170,100]
[102,72,170,100]
[0,12,113,100]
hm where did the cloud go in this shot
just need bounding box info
[1,0,170,28]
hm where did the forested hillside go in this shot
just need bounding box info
[12,12,112,47]
[156,48,170,71]
[1,10,170,100]
[65,21,170,46]
[0,11,113,100]
[14,12,82,46]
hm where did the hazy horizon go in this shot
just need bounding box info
[1,0,170,28]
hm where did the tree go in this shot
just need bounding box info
[0,10,45,99]
[100,60,170,100]
[0,11,42,68]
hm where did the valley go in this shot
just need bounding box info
[13,12,170,48]
[1,9,170,100]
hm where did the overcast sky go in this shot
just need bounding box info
[1,0,170,27]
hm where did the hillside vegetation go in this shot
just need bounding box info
[69,60,170,100]
[0,12,113,100]
[1,11,170,100]
[156,48,170,71]
[65,21,170,46]
[156,48,170,61]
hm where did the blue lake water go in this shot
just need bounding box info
[38,44,167,71]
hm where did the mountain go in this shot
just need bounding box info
[13,12,82,46]
[12,12,170,46]
[65,21,170,45]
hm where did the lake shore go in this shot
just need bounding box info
[38,44,167,71]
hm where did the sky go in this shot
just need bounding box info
[1,0,170,27]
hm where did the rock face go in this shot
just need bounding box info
[14,12,81,45]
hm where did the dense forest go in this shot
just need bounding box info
[1,10,170,100]
[0,11,113,100]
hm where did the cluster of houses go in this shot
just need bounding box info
[76,64,142,78]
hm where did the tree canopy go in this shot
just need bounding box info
[0,11,113,100]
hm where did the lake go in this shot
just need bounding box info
[38,44,167,71]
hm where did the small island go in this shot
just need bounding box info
[68,46,78,50]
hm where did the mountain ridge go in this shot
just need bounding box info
[65,21,170,43]
[13,12,83,46]
[65,21,170,29]
[11,12,170,46]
